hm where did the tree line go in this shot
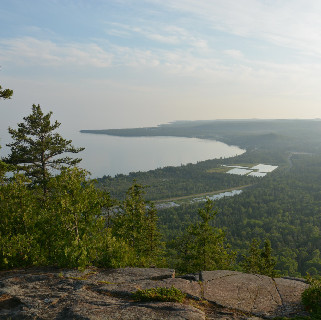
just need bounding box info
[96,149,286,201]
[0,87,277,276]
[158,153,321,277]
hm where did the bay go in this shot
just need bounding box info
[70,133,245,178]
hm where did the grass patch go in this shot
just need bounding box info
[206,167,229,173]
[233,163,259,168]
[132,286,185,303]
[97,280,115,285]
[272,317,312,320]
[207,163,260,174]
[66,276,87,281]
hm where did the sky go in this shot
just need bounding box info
[2,0,321,141]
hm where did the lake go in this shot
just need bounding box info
[70,133,245,178]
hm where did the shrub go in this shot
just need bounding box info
[302,285,321,315]
[132,286,185,303]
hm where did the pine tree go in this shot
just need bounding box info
[0,84,13,178]
[0,146,9,182]
[241,239,278,277]
[261,239,278,277]
[241,238,262,274]
[143,203,165,266]
[0,84,13,100]
[112,182,164,266]
[176,199,235,273]
[4,104,84,194]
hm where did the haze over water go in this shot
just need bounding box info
[71,133,244,178]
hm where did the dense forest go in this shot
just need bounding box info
[159,153,321,277]
[93,119,321,277]
[2,88,321,282]
[96,151,321,277]
[97,149,287,201]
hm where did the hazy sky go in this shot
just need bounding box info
[2,0,321,138]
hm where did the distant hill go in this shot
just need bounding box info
[81,119,321,152]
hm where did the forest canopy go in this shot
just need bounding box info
[2,91,321,277]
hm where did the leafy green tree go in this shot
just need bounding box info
[0,174,42,269]
[112,182,164,267]
[0,166,122,270]
[0,84,13,100]
[241,239,278,277]
[277,249,299,277]
[302,277,321,316]
[306,249,321,275]
[41,167,114,268]
[175,199,235,273]
[4,104,84,194]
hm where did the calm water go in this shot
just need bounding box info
[70,133,244,178]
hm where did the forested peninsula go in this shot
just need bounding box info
[86,119,321,278]
[2,93,321,318]
[81,118,321,151]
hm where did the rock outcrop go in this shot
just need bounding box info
[0,267,309,319]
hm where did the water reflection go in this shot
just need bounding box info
[70,133,245,178]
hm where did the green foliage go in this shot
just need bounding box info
[0,84,13,100]
[157,152,321,277]
[111,182,165,267]
[0,174,42,268]
[83,119,321,152]
[302,286,321,316]
[7,109,321,278]
[0,150,10,182]
[132,286,185,303]
[0,168,117,270]
[41,167,113,268]
[97,154,261,202]
[241,239,278,277]
[302,278,321,317]
[1,107,166,270]
[1,105,115,269]
[273,316,313,320]
[173,199,235,273]
[95,231,134,268]
[4,104,84,193]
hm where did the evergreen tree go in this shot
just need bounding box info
[261,239,278,277]
[112,182,164,267]
[143,203,165,266]
[0,146,9,182]
[175,199,235,273]
[241,239,278,277]
[241,238,262,274]
[0,84,13,178]
[4,104,84,194]
[0,84,13,100]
